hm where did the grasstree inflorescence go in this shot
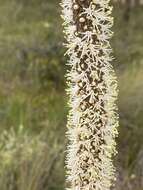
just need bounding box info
[61,0,119,190]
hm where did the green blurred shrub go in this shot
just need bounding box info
[0,126,65,190]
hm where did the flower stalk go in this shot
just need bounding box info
[61,0,119,190]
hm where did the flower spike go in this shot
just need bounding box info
[61,0,119,190]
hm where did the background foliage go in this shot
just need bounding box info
[0,0,142,190]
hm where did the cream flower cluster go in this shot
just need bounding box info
[61,0,119,190]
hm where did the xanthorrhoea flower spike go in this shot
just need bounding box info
[61,0,119,190]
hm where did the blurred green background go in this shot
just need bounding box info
[0,0,142,190]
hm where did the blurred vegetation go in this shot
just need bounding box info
[0,0,142,190]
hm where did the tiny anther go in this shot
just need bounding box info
[91,149,95,153]
[83,179,89,185]
[81,104,86,110]
[92,4,96,9]
[80,90,84,95]
[77,67,82,72]
[90,38,93,43]
[79,17,85,23]
[84,25,88,30]
[74,32,78,36]
[92,81,96,86]
[73,4,79,10]
[97,130,101,135]
[81,63,85,69]
[78,81,83,87]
